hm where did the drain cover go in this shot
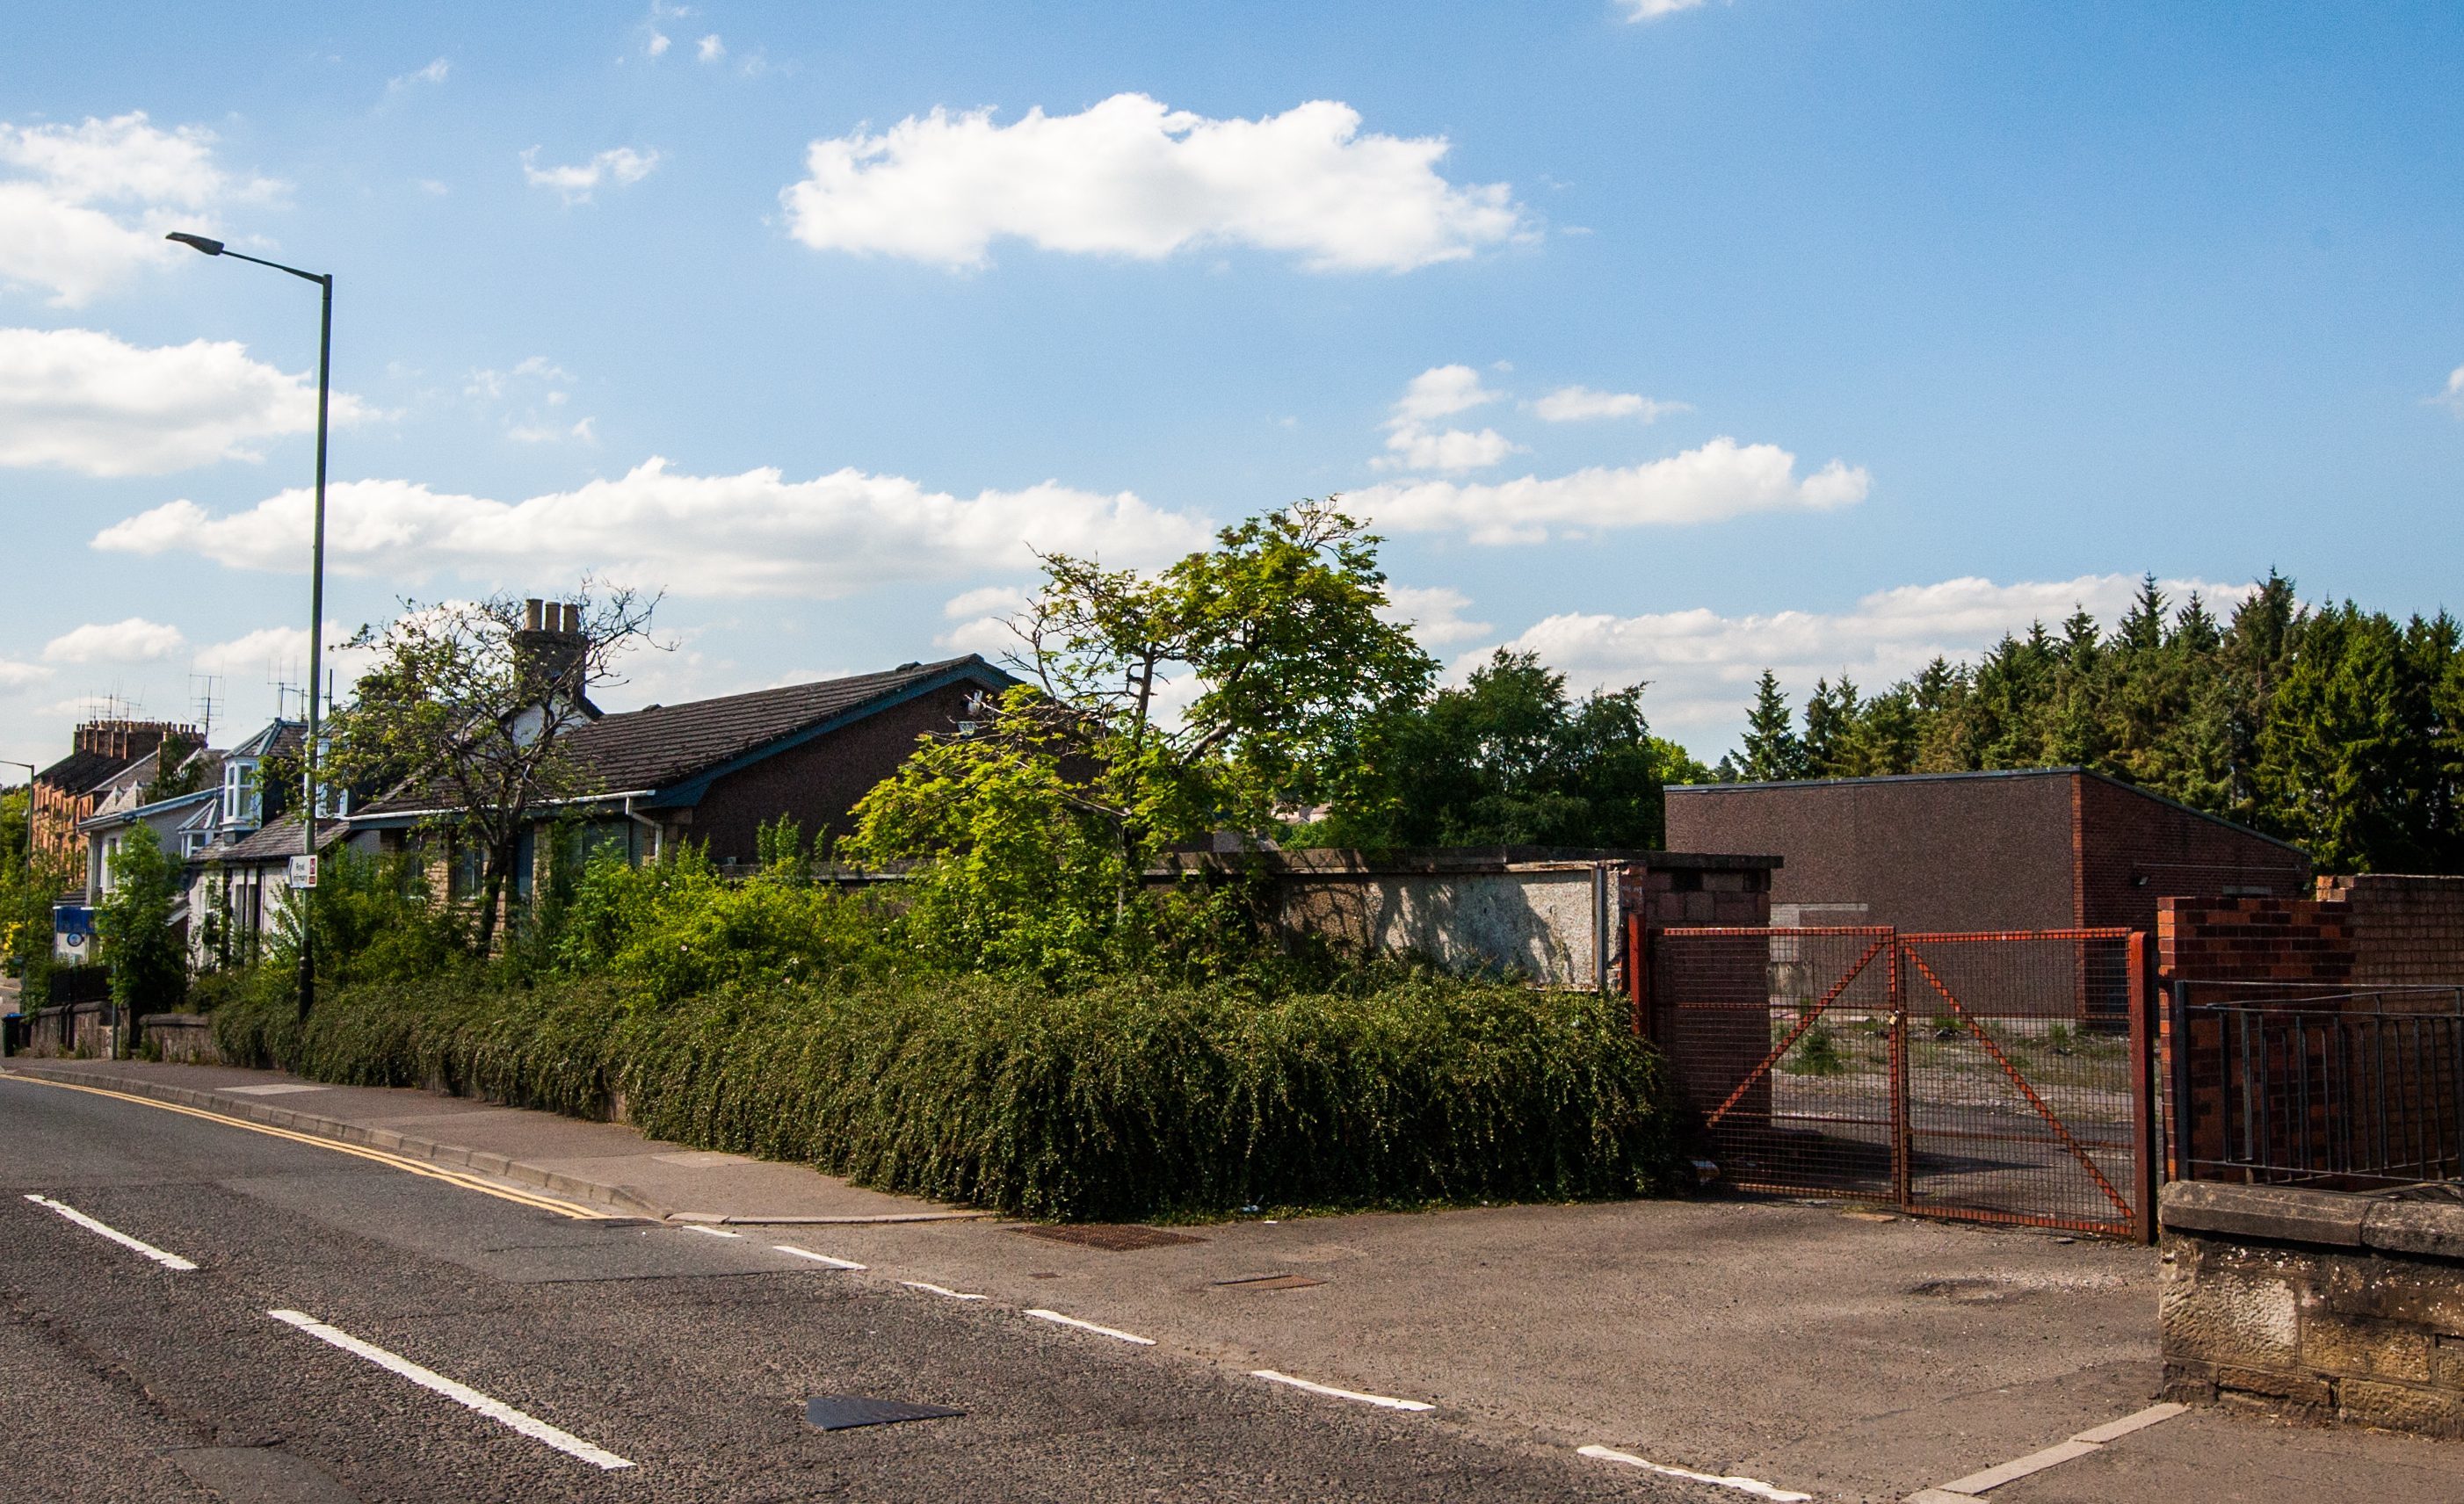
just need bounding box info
[803,1395,963,1431]
[1011,1224,1206,1252]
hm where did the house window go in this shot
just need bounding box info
[222,760,261,828]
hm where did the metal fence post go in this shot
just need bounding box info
[2128,930,2156,1242]
[1627,912,1648,1041]
[1889,932,1910,1212]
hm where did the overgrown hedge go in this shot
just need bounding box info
[214,973,1684,1221]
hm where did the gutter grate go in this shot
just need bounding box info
[803,1395,963,1431]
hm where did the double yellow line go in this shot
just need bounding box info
[6,1074,616,1220]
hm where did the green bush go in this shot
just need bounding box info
[214,969,1684,1221]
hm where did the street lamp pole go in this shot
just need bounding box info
[167,233,329,1022]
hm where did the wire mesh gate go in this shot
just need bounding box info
[1640,927,2156,1240]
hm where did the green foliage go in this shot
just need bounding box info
[265,844,467,989]
[96,824,184,1016]
[1721,573,2464,873]
[211,968,1684,1221]
[1,787,75,997]
[1308,649,1691,850]
[549,847,902,1002]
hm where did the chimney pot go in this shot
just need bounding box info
[562,602,582,633]
[525,598,544,631]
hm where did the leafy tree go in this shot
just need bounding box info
[96,823,184,1023]
[315,586,660,955]
[848,498,1434,976]
[1308,649,1688,850]
[1,786,76,1001]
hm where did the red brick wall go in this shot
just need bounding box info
[2156,896,2354,985]
[2315,874,2464,986]
[2076,775,2311,934]
[685,686,976,863]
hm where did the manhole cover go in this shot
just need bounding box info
[1011,1224,1206,1252]
[1211,1273,1324,1291]
[804,1395,963,1430]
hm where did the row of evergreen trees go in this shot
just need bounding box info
[1718,574,2464,875]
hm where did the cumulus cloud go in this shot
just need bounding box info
[0,327,367,476]
[1373,364,1520,474]
[1352,437,1869,544]
[1382,585,1492,647]
[93,457,1217,599]
[1531,385,1687,423]
[780,93,1526,273]
[1493,573,2254,743]
[0,111,279,306]
[1622,0,1708,18]
[697,34,725,61]
[0,660,49,691]
[520,146,661,204]
[43,618,185,664]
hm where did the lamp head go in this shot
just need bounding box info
[165,232,225,257]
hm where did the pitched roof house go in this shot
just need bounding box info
[347,654,1017,871]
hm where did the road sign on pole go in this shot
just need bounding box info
[288,855,319,890]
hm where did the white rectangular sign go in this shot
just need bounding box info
[287,855,319,890]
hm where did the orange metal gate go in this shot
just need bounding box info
[1639,927,2156,1240]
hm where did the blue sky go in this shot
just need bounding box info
[6,1,2462,772]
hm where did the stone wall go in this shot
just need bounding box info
[137,1012,219,1064]
[2160,1180,2464,1436]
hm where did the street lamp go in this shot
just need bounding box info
[168,232,330,1022]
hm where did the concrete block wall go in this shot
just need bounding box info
[2160,1181,2464,1437]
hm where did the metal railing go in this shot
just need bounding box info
[2168,982,2464,1189]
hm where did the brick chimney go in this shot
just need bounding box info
[513,598,589,698]
[73,719,197,762]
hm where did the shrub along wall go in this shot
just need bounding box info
[214,973,1683,1222]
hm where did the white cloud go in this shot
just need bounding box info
[44,618,185,664]
[94,457,1218,600]
[1391,364,1502,422]
[934,585,1033,657]
[1373,364,1521,474]
[1531,385,1688,423]
[0,327,367,476]
[520,146,661,204]
[780,93,1526,273]
[388,58,450,93]
[2431,365,2464,416]
[697,34,725,61]
[1352,437,1870,544]
[1622,0,1708,18]
[646,31,672,56]
[0,659,54,690]
[1493,573,2254,742]
[1376,425,1519,474]
[0,112,280,306]
[1382,585,1492,647]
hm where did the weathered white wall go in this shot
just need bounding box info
[1279,865,1614,988]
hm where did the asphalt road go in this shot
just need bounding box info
[0,1076,1720,1504]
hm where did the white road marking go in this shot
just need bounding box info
[267,1310,633,1471]
[900,1280,988,1301]
[1577,1445,1812,1502]
[221,1083,330,1096]
[23,1195,197,1271]
[772,1244,865,1270]
[681,1224,743,1239]
[1250,1369,1434,1413]
[1025,1308,1156,1345]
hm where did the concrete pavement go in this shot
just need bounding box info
[8,1057,2459,1501]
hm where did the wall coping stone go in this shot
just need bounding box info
[2162,1179,2464,1259]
